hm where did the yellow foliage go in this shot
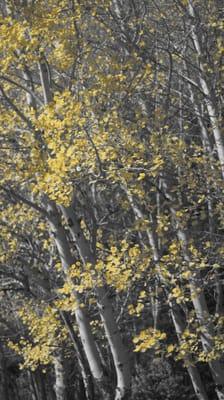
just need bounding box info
[133,328,167,352]
[8,304,67,370]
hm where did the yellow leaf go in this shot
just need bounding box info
[167,344,175,353]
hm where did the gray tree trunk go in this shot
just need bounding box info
[53,352,66,400]
[124,191,209,400]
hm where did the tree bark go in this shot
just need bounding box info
[53,352,66,400]
[187,0,224,179]
[38,60,53,105]
[0,343,9,400]
[60,204,131,400]
[124,191,209,400]
[60,311,95,400]
[168,201,224,400]
[44,199,104,383]
[170,305,209,400]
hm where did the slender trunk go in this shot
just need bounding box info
[23,68,37,109]
[168,201,224,399]
[124,190,209,400]
[216,279,224,316]
[187,58,224,318]
[38,51,109,396]
[60,204,131,400]
[46,374,56,400]
[31,372,42,400]
[170,305,209,400]
[38,60,52,105]
[44,199,104,383]
[11,379,20,400]
[187,78,213,158]
[60,311,95,400]
[0,343,9,400]
[35,369,48,400]
[96,286,131,400]
[28,370,39,400]
[187,0,224,178]
[53,352,66,400]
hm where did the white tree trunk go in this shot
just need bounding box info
[45,199,104,382]
[38,52,106,391]
[53,352,66,400]
[38,60,52,104]
[60,311,95,400]
[169,203,224,399]
[124,190,209,400]
[60,204,131,400]
[170,306,209,400]
[187,0,224,179]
